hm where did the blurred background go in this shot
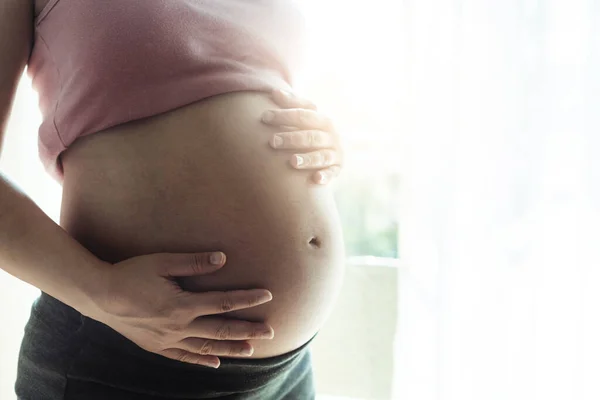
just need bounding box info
[2,0,600,399]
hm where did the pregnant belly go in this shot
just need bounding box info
[59,91,346,358]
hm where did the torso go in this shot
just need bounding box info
[59,91,346,358]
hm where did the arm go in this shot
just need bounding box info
[0,176,110,314]
[0,0,105,314]
[0,0,103,313]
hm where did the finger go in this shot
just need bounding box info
[313,166,342,185]
[262,108,333,131]
[178,338,255,357]
[290,149,339,170]
[160,348,221,368]
[270,88,318,110]
[159,252,226,278]
[186,316,274,340]
[182,289,273,316]
[270,130,335,150]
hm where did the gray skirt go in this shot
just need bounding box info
[15,292,316,399]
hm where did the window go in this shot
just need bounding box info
[295,0,404,260]
[333,156,401,259]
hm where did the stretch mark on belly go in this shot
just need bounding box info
[309,237,322,248]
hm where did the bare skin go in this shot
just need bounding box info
[60,90,347,359]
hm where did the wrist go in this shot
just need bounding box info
[68,258,113,319]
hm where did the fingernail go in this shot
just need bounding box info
[259,291,273,302]
[317,171,328,184]
[278,89,291,98]
[209,360,220,368]
[294,155,305,167]
[261,329,275,339]
[262,110,275,122]
[271,135,283,148]
[210,252,224,265]
[241,346,254,356]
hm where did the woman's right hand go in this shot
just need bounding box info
[85,251,274,368]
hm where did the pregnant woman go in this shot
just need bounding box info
[1,1,346,399]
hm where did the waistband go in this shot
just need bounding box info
[32,291,316,396]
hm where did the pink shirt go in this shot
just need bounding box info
[27,0,307,183]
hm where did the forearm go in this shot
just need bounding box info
[0,174,109,314]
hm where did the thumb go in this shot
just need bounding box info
[159,252,226,278]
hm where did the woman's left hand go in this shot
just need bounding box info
[261,89,343,185]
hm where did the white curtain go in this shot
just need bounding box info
[393,0,600,399]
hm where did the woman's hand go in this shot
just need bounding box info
[262,89,344,185]
[87,251,274,369]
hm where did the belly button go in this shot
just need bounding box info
[308,236,322,248]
